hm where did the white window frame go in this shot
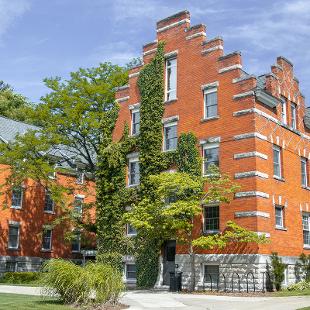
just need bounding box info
[11,186,23,209]
[281,97,287,124]
[126,223,137,237]
[76,171,85,185]
[125,263,137,282]
[163,122,178,152]
[273,145,282,179]
[204,88,218,119]
[131,108,140,136]
[290,103,297,130]
[165,57,177,101]
[301,157,308,187]
[44,189,54,213]
[202,143,219,176]
[8,223,20,250]
[203,204,220,234]
[275,205,284,228]
[73,196,84,215]
[71,230,81,253]
[128,157,140,187]
[302,213,310,247]
[42,228,52,251]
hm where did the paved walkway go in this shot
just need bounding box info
[0,285,309,310]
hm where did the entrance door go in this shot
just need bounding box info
[162,240,176,285]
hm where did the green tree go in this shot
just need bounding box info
[270,252,286,291]
[0,82,35,124]
[0,63,128,234]
[125,166,267,291]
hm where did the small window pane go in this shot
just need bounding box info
[303,215,310,246]
[204,206,219,231]
[132,111,140,135]
[273,146,281,178]
[71,232,81,252]
[42,229,52,250]
[74,197,83,214]
[126,264,136,279]
[12,187,23,208]
[301,158,308,187]
[275,206,284,227]
[44,190,54,212]
[203,147,219,174]
[8,226,19,249]
[129,160,140,186]
[291,104,297,129]
[205,91,218,118]
[127,224,137,236]
[164,125,177,151]
[166,58,177,101]
[204,265,219,284]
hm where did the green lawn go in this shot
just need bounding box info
[297,308,310,310]
[0,293,71,310]
[273,289,310,297]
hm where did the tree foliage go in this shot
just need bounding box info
[270,252,286,291]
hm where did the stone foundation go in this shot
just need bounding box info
[165,254,301,291]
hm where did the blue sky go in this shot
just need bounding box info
[0,0,310,104]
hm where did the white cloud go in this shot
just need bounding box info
[0,0,30,39]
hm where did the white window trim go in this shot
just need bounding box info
[281,97,287,125]
[130,108,140,136]
[291,103,297,130]
[203,204,220,234]
[203,87,218,119]
[8,223,20,250]
[273,145,282,179]
[301,157,308,187]
[128,157,140,187]
[11,187,23,209]
[42,228,52,251]
[126,223,137,237]
[163,122,178,152]
[202,142,219,176]
[275,205,284,229]
[125,263,137,283]
[303,213,310,247]
[165,57,177,101]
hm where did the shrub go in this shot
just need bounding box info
[298,254,310,282]
[1,272,41,284]
[287,280,310,291]
[41,259,124,306]
[270,252,286,291]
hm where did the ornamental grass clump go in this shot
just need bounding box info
[41,259,124,306]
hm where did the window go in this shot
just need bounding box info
[5,262,17,272]
[273,145,282,178]
[163,123,177,151]
[44,190,54,213]
[281,96,287,124]
[291,103,297,130]
[42,228,52,250]
[76,172,84,185]
[301,157,308,187]
[126,223,137,236]
[204,205,219,232]
[204,88,218,119]
[203,144,219,175]
[128,158,140,186]
[165,58,177,101]
[11,186,23,209]
[131,109,140,136]
[275,205,284,228]
[73,196,84,215]
[8,224,19,249]
[71,231,81,252]
[302,214,310,246]
[204,265,219,284]
[126,264,136,280]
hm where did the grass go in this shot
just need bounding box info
[297,308,310,310]
[272,288,310,297]
[0,293,71,310]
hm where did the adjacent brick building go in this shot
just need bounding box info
[0,116,96,273]
[113,11,310,288]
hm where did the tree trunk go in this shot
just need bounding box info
[189,242,196,292]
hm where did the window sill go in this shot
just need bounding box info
[72,250,81,254]
[164,98,178,105]
[303,245,310,250]
[125,279,137,284]
[130,133,139,138]
[126,184,140,188]
[203,230,220,235]
[273,175,285,182]
[302,186,310,191]
[200,116,220,123]
[126,234,137,238]
[275,226,287,231]
[163,148,177,153]
[7,247,20,251]
[44,211,55,215]
[11,206,22,210]
[41,249,53,253]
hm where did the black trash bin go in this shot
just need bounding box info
[169,271,182,292]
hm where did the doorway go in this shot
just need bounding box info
[162,240,176,285]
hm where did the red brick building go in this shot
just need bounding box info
[113,11,310,288]
[0,116,96,273]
